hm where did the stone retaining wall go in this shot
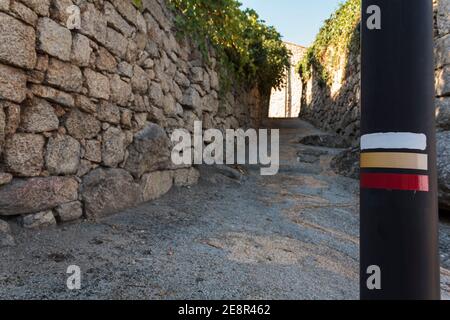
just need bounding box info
[0,0,267,228]
[300,0,450,210]
[299,30,360,146]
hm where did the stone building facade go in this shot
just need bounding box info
[269,42,306,118]
[0,0,267,228]
[299,0,450,209]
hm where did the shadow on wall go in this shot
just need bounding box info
[299,23,361,148]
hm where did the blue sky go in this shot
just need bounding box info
[239,0,344,46]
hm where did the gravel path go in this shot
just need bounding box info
[0,119,448,300]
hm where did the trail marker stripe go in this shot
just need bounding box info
[360,152,428,170]
[361,132,427,151]
[360,173,429,192]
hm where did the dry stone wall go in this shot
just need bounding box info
[300,35,360,147]
[300,0,450,209]
[0,0,266,228]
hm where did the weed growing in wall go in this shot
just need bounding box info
[132,0,142,8]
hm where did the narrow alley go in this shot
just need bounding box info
[1,119,448,299]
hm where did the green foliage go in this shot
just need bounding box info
[169,0,291,92]
[297,0,361,86]
[132,0,142,8]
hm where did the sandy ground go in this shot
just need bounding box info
[0,119,448,300]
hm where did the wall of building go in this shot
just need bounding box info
[269,43,306,118]
[0,0,268,227]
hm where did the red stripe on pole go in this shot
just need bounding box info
[360,173,429,192]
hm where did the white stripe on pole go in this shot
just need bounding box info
[361,132,427,151]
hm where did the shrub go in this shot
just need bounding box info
[132,0,142,8]
[169,0,291,92]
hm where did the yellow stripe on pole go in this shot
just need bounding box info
[360,152,428,170]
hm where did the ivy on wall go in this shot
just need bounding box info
[169,0,291,92]
[297,0,361,86]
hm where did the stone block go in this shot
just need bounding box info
[10,1,38,26]
[79,2,107,44]
[22,210,56,229]
[0,12,36,69]
[17,0,50,16]
[65,109,101,140]
[102,126,126,167]
[55,201,83,222]
[46,58,83,92]
[84,68,110,100]
[436,97,450,130]
[20,98,59,133]
[96,47,117,72]
[110,75,132,106]
[4,133,45,176]
[140,170,173,202]
[30,84,74,107]
[37,17,72,61]
[104,27,127,59]
[84,139,101,163]
[71,33,92,67]
[104,1,135,37]
[0,176,78,215]
[124,123,171,178]
[81,168,140,218]
[0,64,27,103]
[45,134,81,175]
[436,65,450,97]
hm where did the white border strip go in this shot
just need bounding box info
[361,132,427,151]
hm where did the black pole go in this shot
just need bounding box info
[360,0,440,300]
